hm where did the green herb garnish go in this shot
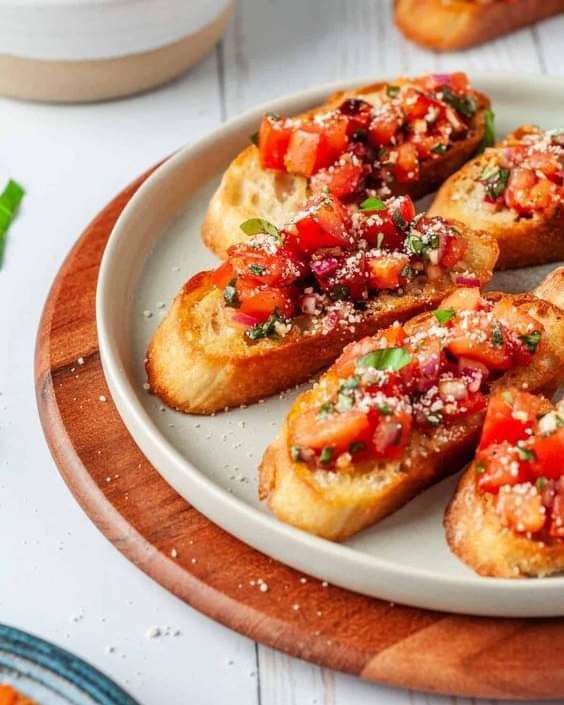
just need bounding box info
[318,401,334,419]
[360,197,386,212]
[392,210,407,230]
[319,447,334,465]
[290,446,302,462]
[536,477,549,490]
[478,110,496,153]
[479,166,509,200]
[240,218,280,240]
[377,403,392,416]
[223,279,239,308]
[245,310,285,341]
[357,347,412,372]
[517,446,536,462]
[491,326,504,348]
[431,143,448,155]
[248,264,266,276]
[386,85,400,98]
[340,376,360,390]
[433,308,456,325]
[0,179,25,267]
[519,331,542,354]
[349,441,366,454]
[476,460,486,474]
[330,284,350,301]
[405,232,424,255]
[439,86,477,119]
[336,392,353,412]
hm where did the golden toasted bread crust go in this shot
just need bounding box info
[146,223,498,414]
[203,81,490,258]
[394,0,564,51]
[259,285,564,541]
[429,127,564,269]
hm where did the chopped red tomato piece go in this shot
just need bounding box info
[372,410,412,460]
[549,489,564,538]
[291,408,372,454]
[338,98,374,135]
[236,280,295,322]
[440,287,481,312]
[334,327,406,378]
[368,104,403,146]
[394,142,420,184]
[448,333,511,371]
[366,253,409,290]
[479,388,543,451]
[310,154,364,200]
[496,484,546,534]
[291,195,350,253]
[212,261,235,289]
[477,442,528,493]
[284,128,322,177]
[258,116,292,170]
[228,242,305,288]
[532,428,564,480]
[439,234,467,268]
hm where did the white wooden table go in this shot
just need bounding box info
[1,2,564,704]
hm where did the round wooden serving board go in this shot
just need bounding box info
[35,167,564,702]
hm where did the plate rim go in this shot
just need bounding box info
[96,71,564,617]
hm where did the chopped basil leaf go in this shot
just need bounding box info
[377,403,392,416]
[386,85,400,98]
[431,143,448,155]
[357,347,412,372]
[405,232,424,254]
[536,477,549,490]
[0,179,25,267]
[360,197,386,211]
[475,460,485,474]
[240,218,280,240]
[478,110,496,154]
[319,447,334,465]
[557,415,564,428]
[401,265,416,280]
[519,331,541,354]
[491,326,504,348]
[336,393,353,412]
[392,210,407,230]
[330,284,350,301]
[245,310,285,341]
[349,441,366,454]
[248,264,266,276]
[290,446,302,462]
[250,130,259,146]
[517,446,536,462]
[439,86,477,119]
[340,376,360,390]
[223,279,239,308]
[502,390,514,406]
[318,401,333,419]
[479,166,509,200]
[433,308,456,325]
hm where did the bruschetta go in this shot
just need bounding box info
[146,194,498,414]
[259,277,564,541]
[394,0,564,52]
[429,125,564,269]
[203,72,491,258]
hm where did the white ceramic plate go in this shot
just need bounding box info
[97,73,564,618]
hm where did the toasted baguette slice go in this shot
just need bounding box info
[429,126,564,269]
[203,78,490,258]
[146,223,497,415]
[445,268,564,578]
[394,0,564,51]
[259,278,564,541]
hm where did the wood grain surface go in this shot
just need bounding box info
[34,167,564,701]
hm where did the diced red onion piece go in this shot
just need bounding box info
[458,357,489,393]
[310,256,340,277]
[455,273,480,288]
[231,311,261,328]
[300,294,318,315]
[373,420,402,454]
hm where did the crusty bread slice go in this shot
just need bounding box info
[445,268,564,577]
[146,223,497,415]
[429,126,564,270]
[394,0,564,52]
[203,80,490,258]
[259,276,564,542]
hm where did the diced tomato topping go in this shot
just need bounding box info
[258,116,292,170]
[496,484,546,534]
[228,243,304,288]
[212,261,235,289]
[479,389,542,451]
[402,89,436,122]
[532,428,564,480]
[366,253,409,290]
[439,234,466,268]
[549,489,564,538]
[448,334,511,371]
[291,195,350,253]
[284,128,322,177]
[372,410,412,460]
[357,196,415,251]
[368,103,403,147]
[310,154,364,200]
[236,280,295,321]
[394,142,420,184]
[338,98,374,135]
[334,327,406,378]
[291,408,372,454]
[477,442,528,493]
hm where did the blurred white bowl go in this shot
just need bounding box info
[0,0,234,102]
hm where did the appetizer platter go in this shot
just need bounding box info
[95,72,564,617]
